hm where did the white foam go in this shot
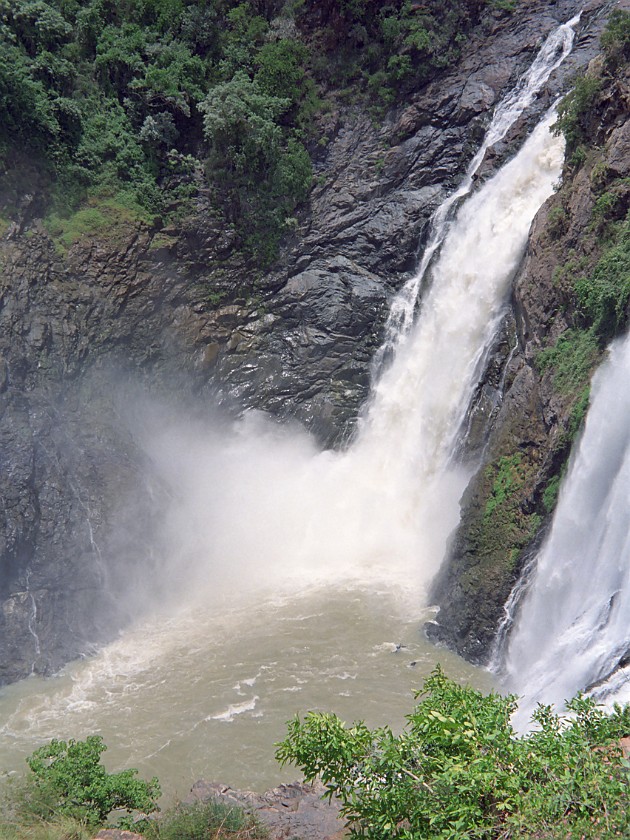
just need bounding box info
[207,696,259,723]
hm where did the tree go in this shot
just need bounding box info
[0,41,60,148]
[255,38,308,106]
[601,9,630,69]
[4,0,72,56]
[199,70,289,185]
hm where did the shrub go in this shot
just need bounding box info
[255,38,308,106]
[542,473,561,513]
[143,798,267,839]
[546,205,569,239]
[24,735,160,827]
[567,384,591,440]
[553,74,602,157]
[575,219,630,337]
[0,812,91,840]
[276,667,630,839]
[601,9,630,69]
[536,328,600,393]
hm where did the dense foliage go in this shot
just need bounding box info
[22,735,160,827]
[0,0,508,261]
[277,667,630,839]
[0,0,317,259]
[553,9,630,167]
[298,0,501,106]
[0,738,267,839]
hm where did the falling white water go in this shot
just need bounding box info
[0,14,578,794]
[505,332,630,725]
[375,12,580,366]
[351,111,565,585]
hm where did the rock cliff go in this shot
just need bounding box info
[0,0,617,683]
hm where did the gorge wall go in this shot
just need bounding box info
[0,0,621,684]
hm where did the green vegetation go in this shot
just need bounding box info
[552,74,602,165]
[542,472,561,513]
[601,8,630,69]
[22,735,159,827]
[0,736,266,839]
[540,9,630,458]
[0,0,509,261]
[480,454,540,555]
[300,0,504,109]
[546,205,568,239]
[143,799,267,839]
[0,0,316,262]
[552,10,630,168]
[575,215,630,339]
[536,328,600,394]
[277,667,630,839]
[484,454,522,518]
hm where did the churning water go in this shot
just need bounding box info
[0,583,490,795]
[0,15,579,795]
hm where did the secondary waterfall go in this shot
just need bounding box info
[505,332,630,723]
[0,14,580,793]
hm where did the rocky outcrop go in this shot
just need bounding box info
[0,0,614,683]
[186,780,347,840]
[427,52,630,663]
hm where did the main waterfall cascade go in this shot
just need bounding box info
[0,15,584,790]
[505,332,630,725]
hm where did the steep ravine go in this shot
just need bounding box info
[428,35,630,663]
[0,0,615,684]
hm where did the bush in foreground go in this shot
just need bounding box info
[0,734,159,836]
[276,667,630,839]
[143,799,267,840]
[0,738,266,840]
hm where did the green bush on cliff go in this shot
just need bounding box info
[552,74,602,161]
[536,328,600,394]
[601,9,630,68]
[553,11,629,167]
[0,0,316,263]
[0,738,268,840]
[575,217,630,339]
[22,735,160,827]
[277,667,630,839]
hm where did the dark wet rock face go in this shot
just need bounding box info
[0,0,614,683]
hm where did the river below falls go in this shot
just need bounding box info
[0,583,492,800]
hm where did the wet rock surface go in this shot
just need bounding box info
[0,0,614,683]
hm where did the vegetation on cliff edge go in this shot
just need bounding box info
[0,0,510,262]
[0,734,266,839]
[277,667,630,840]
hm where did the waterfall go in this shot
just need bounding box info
[374,13,580,371]
[143,59,570,612]
[505,332,630,723]
[340,110,566,588]
[332,15,581,586]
